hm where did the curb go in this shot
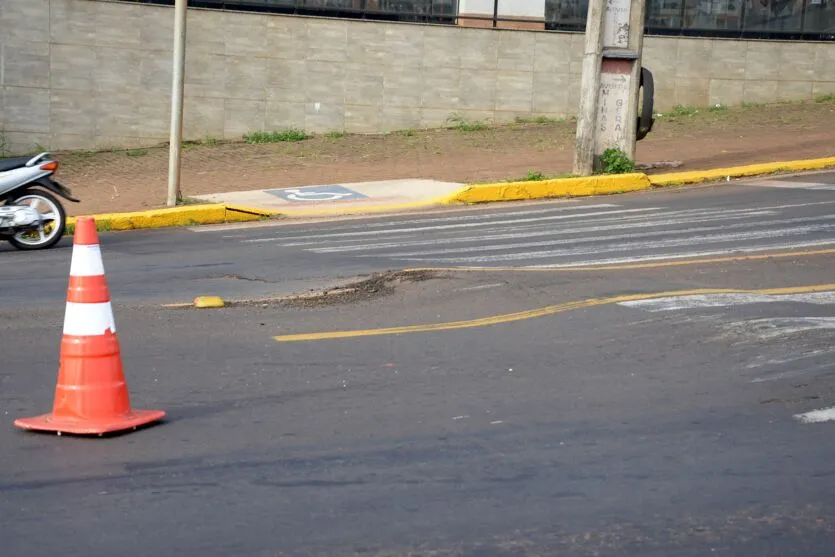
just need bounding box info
[65,203,277,232]
[449,173,651,204]
[64,156,835,232]
[648,157,835,187]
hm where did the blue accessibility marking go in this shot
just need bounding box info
[266,185,368,202]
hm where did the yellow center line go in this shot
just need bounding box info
[274,283,835,343]
[402,247,835,273]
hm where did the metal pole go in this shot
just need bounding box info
[167,0,187,207]
[493,0,498,27]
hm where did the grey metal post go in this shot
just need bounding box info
[167,0,188,207]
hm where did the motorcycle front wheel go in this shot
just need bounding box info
[7,189,67,251]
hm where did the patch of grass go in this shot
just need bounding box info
[177,196,204,206]
[395,128,416,137]
[664,104,700,118]
[66,220,115,235]
[505,170,576,183]
[709,103,729,113]
[0,131,8,157]
[599,146,635,174]
[447,114,489,132]
[326,130,347,139]
[815,93,835,104]
[204,136,219,146]
[244,129,310,144]
[741,101,763,109]
[126,149,149,157]
[514,115,564,125]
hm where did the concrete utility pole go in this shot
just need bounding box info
[573,0,647,175]
[167,0,188,207]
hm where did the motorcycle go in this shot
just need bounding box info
[0,152,79,250]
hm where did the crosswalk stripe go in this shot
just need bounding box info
[306,209,782,253]
[395,224,835,264]
[347,215,835,258]
[525,239,835,268]
[279,206,781,248]
[272,200,835,248]
[241,208,663,244]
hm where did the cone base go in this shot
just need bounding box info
[14,409,166,436]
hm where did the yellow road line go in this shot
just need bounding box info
[402,247,835,274]
[274,283,835,343]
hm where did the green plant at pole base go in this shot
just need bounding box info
[600,147,635,174]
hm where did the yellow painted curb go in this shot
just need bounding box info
[650,156,835,187]
[450,173,652,204]
[65,203,275,232]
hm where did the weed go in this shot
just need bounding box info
[0,131,8,157]
[244,129,309,144]
[709,104,729,113]
[815,93,835,104]
[396,128,416,137]
[447,114,489,132]
[126,149,149,157]
[505,170,576,183]
[599,147,635,174]
[514,115,564,125]
[177,196,204,206]
[666,105,699,118]
[326,130,347,139]
[518,170,547,181]
[204,136,218,146]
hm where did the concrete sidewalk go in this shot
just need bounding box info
[194,179,465,217]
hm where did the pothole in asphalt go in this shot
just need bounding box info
[180,269,448,310]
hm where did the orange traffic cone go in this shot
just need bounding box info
[15,217,165,436]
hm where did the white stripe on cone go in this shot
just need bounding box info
[69,245,105,277]
[63,301,117,336]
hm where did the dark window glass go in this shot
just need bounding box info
[545,0,590,31]
[647,0,684,29]
[802,0,835,35]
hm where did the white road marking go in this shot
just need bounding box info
[618,292,835,312]
[241,208,664,244]
[291,207,775,249]
[455,283,506,292]
[527,240,835,268]
[396,224,835,263]
[366,216,835,258]
[307,210,787,253]
[794,407,835,424]
[748,180,835,191]
[192,199,835,233]
[735,317,835,339]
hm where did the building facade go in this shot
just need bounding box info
[122,0,835,40]
[1,0,834,154]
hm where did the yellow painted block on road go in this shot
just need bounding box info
[193,296,225,309]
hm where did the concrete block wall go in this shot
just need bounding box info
[2,0,834,154]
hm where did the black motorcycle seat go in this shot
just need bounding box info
[0,157,33,172]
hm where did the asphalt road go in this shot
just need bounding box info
[2,173,835,557]
[4,171,835,308]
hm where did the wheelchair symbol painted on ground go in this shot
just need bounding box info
[267,185,369,202]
